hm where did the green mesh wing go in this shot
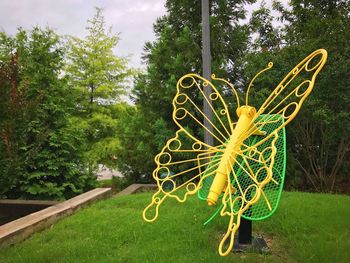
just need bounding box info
[197,114,286,222]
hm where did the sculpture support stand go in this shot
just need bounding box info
[234,219,269,253]
[238,218,252,244]
[236,197,269,253]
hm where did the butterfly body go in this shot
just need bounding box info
[207,105,263,206]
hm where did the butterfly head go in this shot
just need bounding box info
[236,105,256,118]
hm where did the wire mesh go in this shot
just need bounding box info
[198,114,286,221]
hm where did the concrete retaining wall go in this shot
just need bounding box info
[0,188,111,248]
[0,200,59,225]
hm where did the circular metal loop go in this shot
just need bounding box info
[305,53,323,71]
[243,184,259,202]
[282,102,298,119]
[292,67,299,75]
[155,167,170,180]
[274,85,284,95]
[295,80,311,97]
[174,108,187,120]
[157,152,172,165]
[209,92,219,101]
[248,147,258,158]
[161,179,175,193]
[175,93,188,105]
[255,167,269,184]
[192,142,202,150]
[220,109,227,115]
[168,138,181,151]
[259,147,273,163]
[179,76,196,89]
[232,196,244,214]
[186,182,196,192]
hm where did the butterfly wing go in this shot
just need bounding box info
[217,49,327,255]
[241,114,286,220]
[218,131,279,256]
[242,49,327,147]
[143,74,239,222]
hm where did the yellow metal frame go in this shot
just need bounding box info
[142,49,327,256]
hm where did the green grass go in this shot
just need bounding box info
[0,191,349,263]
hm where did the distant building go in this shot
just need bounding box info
[96,164,123,180]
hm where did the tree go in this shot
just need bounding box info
[66,7,134,169]
[243,0,350,192]
[0,28,95,199]
[249,1,281,52]
[276,0,350,192]
[115,105,173,180]
[116,0,255,181]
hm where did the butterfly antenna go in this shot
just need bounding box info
[211,74,240,108]
[245,62,274,106]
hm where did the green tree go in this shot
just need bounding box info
[243,0,350,192]
[0,28,94,199]
[278,0,350,192]
[117,0,255,181]
[249,1,281,52]
[66,7,134,169]
[115,105,174,181]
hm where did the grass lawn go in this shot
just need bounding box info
[0,191,349,263]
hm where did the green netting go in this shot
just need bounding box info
[197,114,286,222]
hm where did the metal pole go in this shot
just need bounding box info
[202,0,253,249]
[201,0,214,146]
[239,190,253,245]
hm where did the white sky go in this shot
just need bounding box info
[0,0,166,69]
[0,0,283,69]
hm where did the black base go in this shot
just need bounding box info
[233,234,270,253]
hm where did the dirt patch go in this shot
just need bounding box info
[255,232,297,262]
[214,230,294,261]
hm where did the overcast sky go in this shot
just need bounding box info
[0,0,166,69]
[0,0,278,69]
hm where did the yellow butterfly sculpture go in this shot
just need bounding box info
[142,49,327,256]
